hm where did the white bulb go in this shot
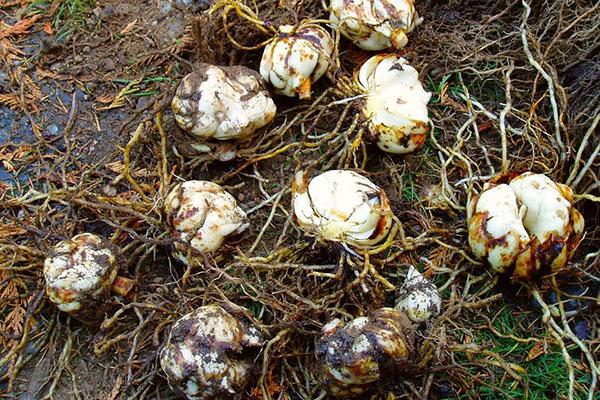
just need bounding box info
[172,64,276,144]
[467,173,584,279]
[260,24,333,99]
[357,54,432,154]
[329,0,422,51]
[160,305,263,400]
[395,266,442,323]
[165,181,249,265]
[43,233,119,314]
[467,184,530,273]
[291,170,394,248]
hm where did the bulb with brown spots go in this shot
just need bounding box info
[468,173,584,279]
[165,181,249,266]
[160,304,264,400]
[43,233,134,321]
[356,54,432,154]
[260,24,333,99]
[316,308,415,398]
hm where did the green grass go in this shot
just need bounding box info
[52,0,96,42]
[445,305,592,399]
[401,171,417,202]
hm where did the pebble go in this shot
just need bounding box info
[50,62,65,73]
[85,82,97,92]
[102,185,117,196]
[99,6,115,20]
[136,96,149,111]
[46,124,59,137]
[74,55,83,63]
[101,58,115,71]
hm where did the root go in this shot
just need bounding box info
[532,285,598,400]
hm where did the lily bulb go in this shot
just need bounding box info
[357,54,432,154]
[329,0,422,51]
[43,233,133,318]
[165,181,249,265]
[395,266,442,323]
[316,308,415,397]
[260,24,334,99]
[160,304,264,400]
[291,170,394,248]
[172,64,276,150]
[468,173,584,279]
[467,184,530,274]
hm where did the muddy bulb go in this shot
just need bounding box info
[356,54,432,154]
[467,173,584,279]
[160,305,264,400]
[329,0,422,51]
[171,64,276,150]
[43,233,133,316]
[165,181,249,266]
[316,308,415,398]
[395,266,441,323]
[291,170,394,248]
[260,24,334,99]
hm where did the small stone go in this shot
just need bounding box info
[100,6,115,20]
[85,82,97,92]
[135,96,149,110]
[50,62,64,73]
[237,193,245,202]
[152,277,163,284]
[74,55,83,63]
[101,58,115,71]
[83,46,90,53]
[92,7,102,18]
[103,185,117,197]
[46,124,59,136]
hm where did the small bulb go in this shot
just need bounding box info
[260,24,333,99]
[329,0,422,51]
[43,233,119,314]
[395,266,442,323]
[316,308,415,397]
[165,181,249,265]
[356,54,432,154]
[172,64,276,146]
[291,170,394,248]
[160,305,264,400]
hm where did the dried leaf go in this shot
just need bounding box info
[120,19,138,35]
[96,79,141,111]
[0,15,42,39]
[0,223,27,238]
[527,341,545,361]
